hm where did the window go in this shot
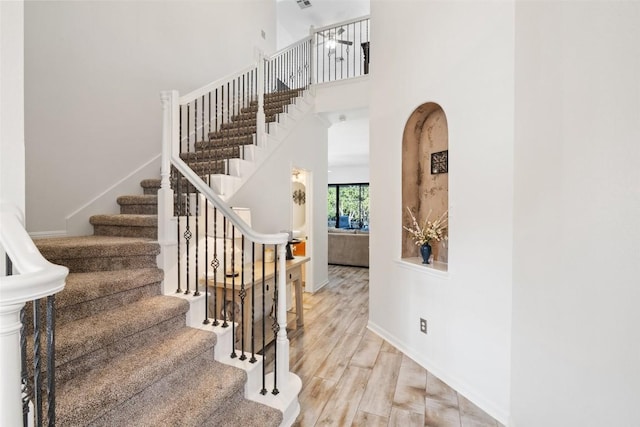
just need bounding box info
[327,183,369,230]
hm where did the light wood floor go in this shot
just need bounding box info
[276,265,503,427]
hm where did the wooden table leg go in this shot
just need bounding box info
[294,278,304,327]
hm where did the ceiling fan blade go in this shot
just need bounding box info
[337,40,353,46]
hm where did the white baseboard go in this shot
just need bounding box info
[28,230,68,239]
[367,320,510,426]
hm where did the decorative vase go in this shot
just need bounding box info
[420,243,432,264]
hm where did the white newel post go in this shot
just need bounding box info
[158,90,179,295]
[0,302,25,426]
[256,53,266,148]
[1,203,68,426]
[276,243,290,387]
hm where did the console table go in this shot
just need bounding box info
[201,256,309,351]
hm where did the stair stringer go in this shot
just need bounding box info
[173,290,301,427]
[205,89,315,200]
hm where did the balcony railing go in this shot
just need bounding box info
[313,16,370,84]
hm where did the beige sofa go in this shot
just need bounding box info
[327,229,369,267]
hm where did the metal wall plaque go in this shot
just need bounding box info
[431,150,448,174]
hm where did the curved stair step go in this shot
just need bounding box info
[56,268,164,325]
[117,194,158,215]
[55,326,216,426]
[92,354,280,427]
[35,236,160,272]
[90,214,158,239]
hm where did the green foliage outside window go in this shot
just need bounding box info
[327,183,369,229]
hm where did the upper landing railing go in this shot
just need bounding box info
[311,15,371,84]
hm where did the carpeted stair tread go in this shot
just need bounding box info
[53,268,163,324]
[140,179,161,195]
[195,135,254,150]
[54,294,189,368]
[58,268,163,308]
[56,327,217,426]
[117,195,158,214]
[207,395,283,427]
[117,194,158,205]
[35,235,158,259]
[180,146,242,162]
[92,354,257,427]
[183,159,229,175]
[90,215,158,239]
[209,125,257,140]
[90,214,157,227]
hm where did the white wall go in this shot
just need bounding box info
[368,1,514,422]
[328,165,368,184]
[1,0,25,213]
[327,117,369,182]
[511,3,640,426]
[24,0,276,234]
[229,111,329,293]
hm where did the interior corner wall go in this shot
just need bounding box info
[228,112,329,293]
[24,0,276,234]
[511,3,640,426]
[368,1,514,423]
[1,0,25,214]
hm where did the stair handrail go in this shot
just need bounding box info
[312,14,370,35]
[159,89,293,392]
[266,35,312,61]
[179,63,258,106]
[171,153,288,246]
[0,201,68,426]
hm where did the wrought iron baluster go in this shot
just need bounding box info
[250,242,257,363]
[175,169,182,294]
[230,224,237,359]
[20,304,30,427]
[239,234,247,361]
[183,104,190,298]
[46,295,56,427]
[222,217,229,329]
[194,187,200,297]
[203,200,210,325]
[33,298,43,426]
[272,245,279,395]
[201,94,205,142]
[212,207,220,327]
[260,245,267,395]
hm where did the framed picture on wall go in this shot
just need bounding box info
[431,150,448,174]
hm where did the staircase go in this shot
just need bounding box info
[179,88,311,200]
[186,90,300,171]
[32,179,282,426]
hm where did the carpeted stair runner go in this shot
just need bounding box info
[183,89,304,174]
[33,178,282,425]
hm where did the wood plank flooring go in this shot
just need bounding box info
[272,265,503,427]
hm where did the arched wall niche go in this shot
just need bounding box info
[402,102,449,263]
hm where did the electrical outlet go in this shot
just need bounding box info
[420,318,427,334]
